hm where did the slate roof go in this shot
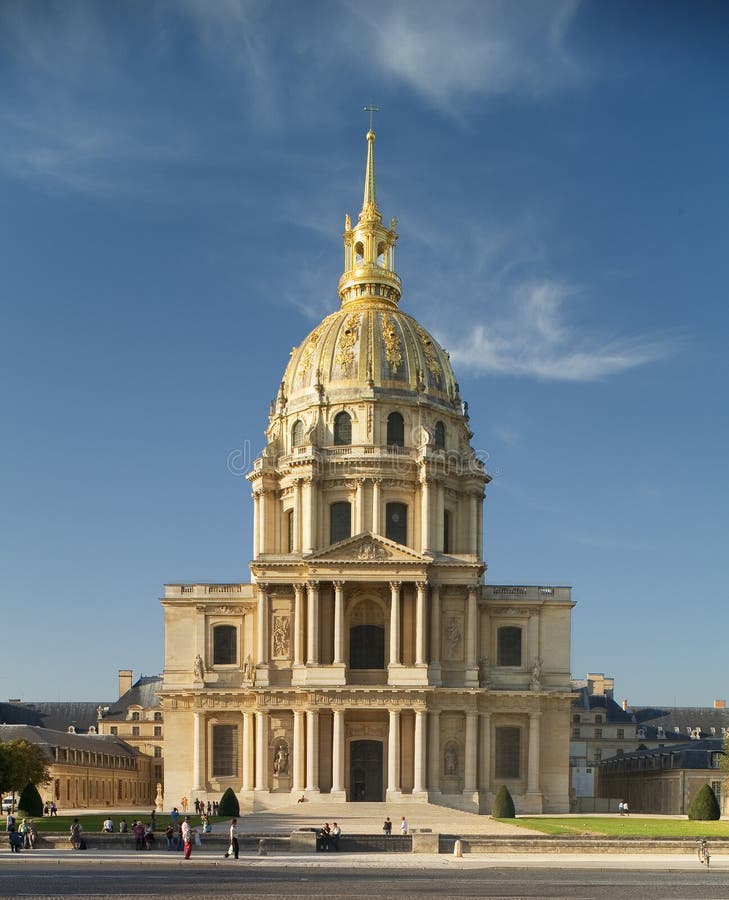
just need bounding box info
[102,675,162,720]
[630,706,729,742]
[0,701,105,733]
[599,738,724,772]
[572,686,634,722]
[0,724,142,758]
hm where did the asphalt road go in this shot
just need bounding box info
[0,864,727,900]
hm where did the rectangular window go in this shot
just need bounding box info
[497,627,522,667]
[212,724,239,777]
[330,501,352,544]
[154,746,162,758]
[572,728,580,738]
[154,726,162,737]
[594,750,602,761]
[132,726,140,737]
[110,726,117,736]
[617,728,624,739]
[213,624,237,665]
[595,728,602,738]
[495,726,521,779]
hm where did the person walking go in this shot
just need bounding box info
[224,818,239,859]
[181,816,193,859]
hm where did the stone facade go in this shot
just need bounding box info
[160,128,574,814]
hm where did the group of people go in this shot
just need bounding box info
[6,815,37,853]
[42,801,58,816]
[618,800,630,816]
[178,797,220,816]
[382,816,409,835]
[317,821,342,851]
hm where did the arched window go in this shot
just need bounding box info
[213,625,237,665]
[385,502,407,545]
[355,242,364,265]
[434,421,446,449]
[333,411,352,446]
[153,711,162,722]
[291,420,304,447]
[495,726,521,779]
[330,501,351,544]
[497,626,522,667]
[212,724,238,777]
[387,412,404,447]
[350,625,385,669]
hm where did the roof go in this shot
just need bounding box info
[599,738,724,772]
[631,706,729,742]
[102,675,162,719]
[0,724,142,758]
[572,687,634,723]
[0,701,105,733]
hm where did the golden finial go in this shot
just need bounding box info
[363,102,380,134]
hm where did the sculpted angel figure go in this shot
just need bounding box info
[193,654,205,680]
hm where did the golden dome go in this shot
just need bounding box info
[282,305,459,410]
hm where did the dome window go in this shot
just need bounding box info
[330,501,351,544]
[385,502,407,545]
[386,412,404,447]
[291,420,304,448]
[333,411,352,446]
[434,421,446,450]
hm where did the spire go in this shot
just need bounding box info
[360,128,380,223]
[338,118,401,309]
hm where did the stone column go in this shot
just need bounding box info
[355,478,366,534]
[415,581,427,666]
[478,712,491,792]
[256,583,269,664]
[414,709,427,794]
[252,490,260,558]
[465,585,478,685]
[469,492,478,555]
[333,580,345,665]
[293,583,305,668]
[294,479,303,553]
[420,477,430,553]
[428,709,440,791]
[429,584,441,682]
[464,711,478,794]
[292,709,305,794]
[255,710,269,792]
[388,581,401,668]
[387,708,401,795]
[258,488,268,555]
[242,711,255,791]
[302,477,315,555]
[371,478,381,534]
[192,712,205,792]
[332,709,346,794]
[527,711,542,795]
[306,581,319,665]
[306,709,320,793]
[436,481,445,551]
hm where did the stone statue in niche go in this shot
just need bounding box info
[530,657,543,690]
[272,741,289,776]
[444,744,458,776]
[272,615,290,658]
[243,654,254,682]
[478,656,491,688]
[193,654,205,680]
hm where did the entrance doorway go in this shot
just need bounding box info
[350,740,383,802]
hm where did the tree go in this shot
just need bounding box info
[18,782,44,816]
[218,787,240,817]
[492,784,516,818]
[0,740,51,799]
[688,783,721,821]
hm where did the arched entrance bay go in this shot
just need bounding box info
[350,739,383,802]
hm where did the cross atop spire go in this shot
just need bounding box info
[363,103,380,133]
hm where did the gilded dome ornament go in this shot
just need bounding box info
[334,312,361,375]
[381,312,402,373]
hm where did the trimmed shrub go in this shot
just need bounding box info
[18,782,43,817]
[492,784,516,818]
[688,783,720,821]
[218,787,240,817]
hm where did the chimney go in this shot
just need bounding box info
[118,669,133,697]
[622,699,628,711]
[714,699,726,709]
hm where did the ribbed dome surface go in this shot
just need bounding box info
[283,305,458,407]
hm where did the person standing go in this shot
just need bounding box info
[181,816,193,859]
[330,822,341,851]
[400,816,408,835]
[224,818,239,859]
[70,818,82,850]
[382,816,392,836]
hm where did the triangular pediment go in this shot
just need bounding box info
[307,533,428,564]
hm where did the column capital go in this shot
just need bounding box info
[293,582,305,593]
[257,582,269,592]
[389,580,402,592]
[306,580,320,591]
[415,581,427,591]
[332,580,345,591]
[529,710,543,721]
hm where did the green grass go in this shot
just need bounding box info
[500,817,729,838]
[10,814,224,833]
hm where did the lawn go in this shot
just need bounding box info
[502,817,729,838]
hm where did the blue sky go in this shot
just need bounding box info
[1,0,726,706]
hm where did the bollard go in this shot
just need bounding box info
[453,839,462,858]
[258,838,267,856]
